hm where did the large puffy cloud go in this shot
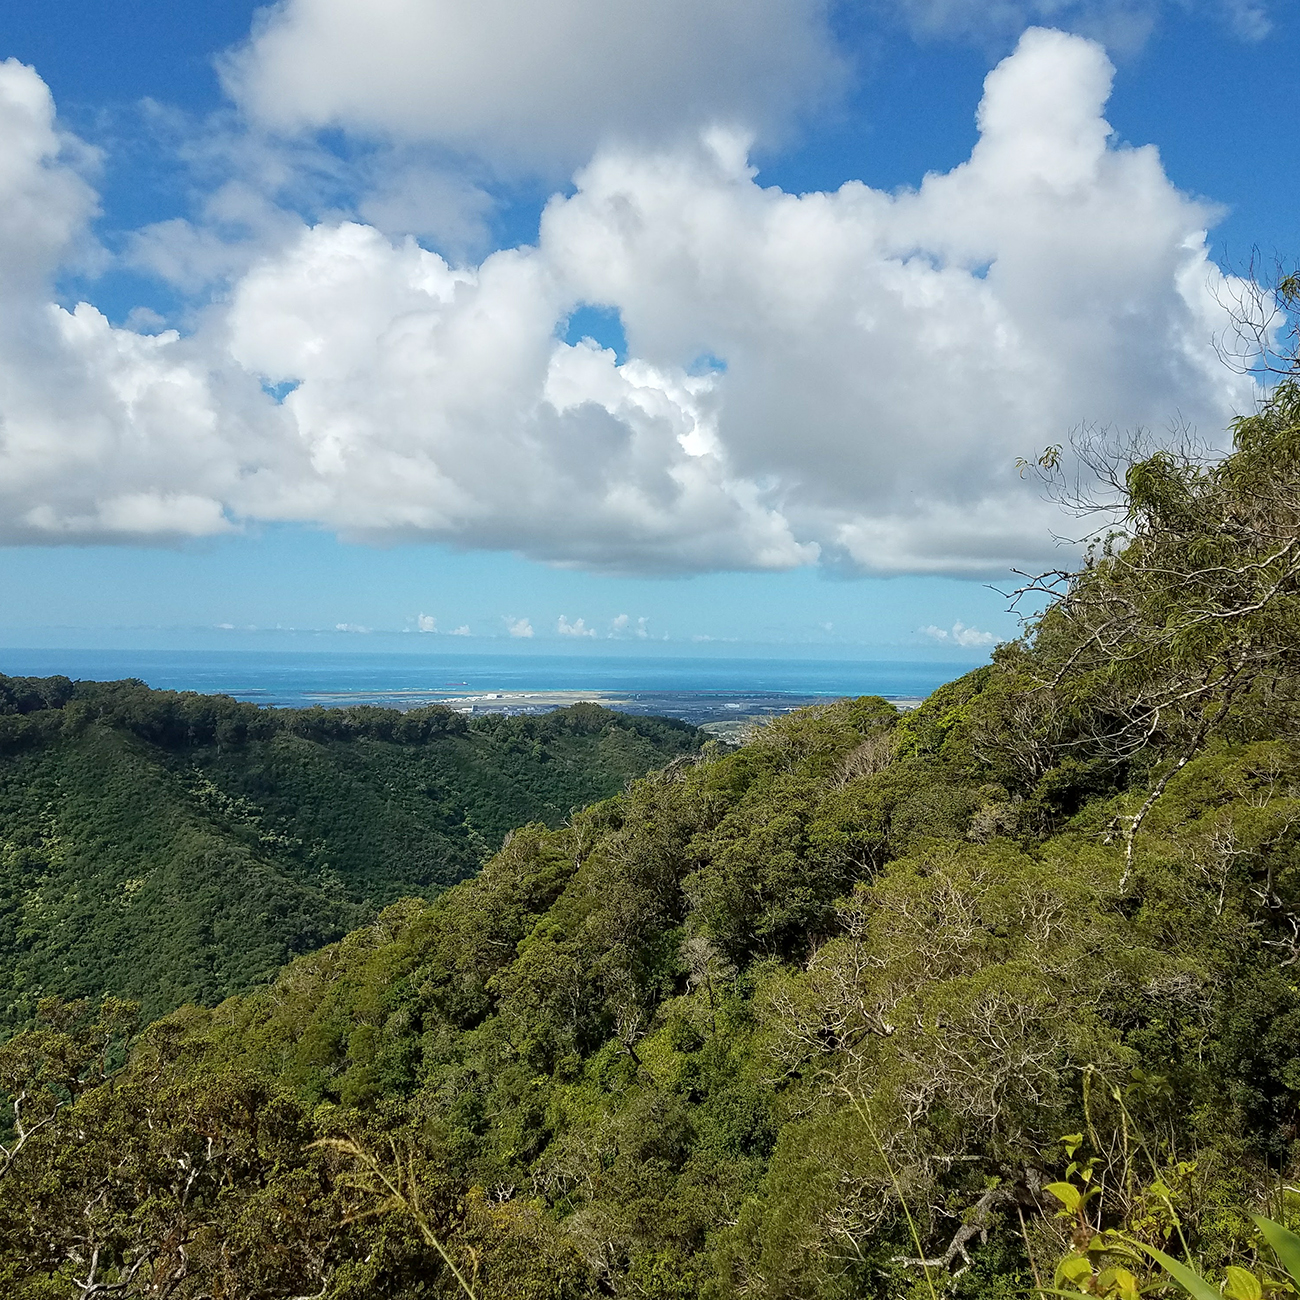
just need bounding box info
[0,32,1260,573]
[224,0,844,172]
[223,220,810,569]
[0,60,98,293]
[0,60,276,544]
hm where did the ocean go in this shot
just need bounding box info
[0,647,982,725]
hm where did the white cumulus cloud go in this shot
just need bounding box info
[611,614,651,638]
[557,615,597,637]
[506,616,534,638]
[0,59,273,544]
[223,0,844,173]
[0,33,1261,574]
[923,621,999,648]
[417,613,436,632]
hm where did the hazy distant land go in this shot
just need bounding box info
[285,685,926,738]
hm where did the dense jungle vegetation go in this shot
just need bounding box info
[0,681,704,1030]
[4,287,1300,1298]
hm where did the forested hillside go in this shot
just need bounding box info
[0,679,705,1029]
[11,682,1300,1300]
[3,311,1300,1297]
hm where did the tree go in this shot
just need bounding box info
[0,997,137,1181]
[1008,272,1300,872]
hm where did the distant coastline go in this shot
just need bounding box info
[0,647,969,729]
[269,685,928,736]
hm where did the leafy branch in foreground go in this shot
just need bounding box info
[313,1136,479,1299]
[1004,329,1300,877]
[1039,1081,1300,1300]
[1042,1210,1300,1299]
[0,997,137,1180]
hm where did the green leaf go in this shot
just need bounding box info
[1097,1265,1141,1299]
[1047,1181,1082,1215]
[1251,1215,1300,1286]
[1222,1265,1263,1300]
[1054,1254,1094,1288]
[1094,1235,1145,1264]
[1137,1244,1222,1300]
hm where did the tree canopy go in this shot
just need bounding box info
[0,682,706,1030]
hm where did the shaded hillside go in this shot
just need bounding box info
[0,677,706,1027]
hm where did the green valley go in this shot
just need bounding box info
[0,679,705,1029]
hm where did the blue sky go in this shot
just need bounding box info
[0,0,1294,658]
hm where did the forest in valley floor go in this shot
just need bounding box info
[5,295,1300,1299]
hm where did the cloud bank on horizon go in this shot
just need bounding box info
[0,10,1264,578]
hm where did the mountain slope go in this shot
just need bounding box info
[5,684,1300,1299]
[0,676,706,1027]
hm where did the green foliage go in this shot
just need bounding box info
[7,674,1300,1297]
[1039,1120,1300,1300]
[0,677,705,1029]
